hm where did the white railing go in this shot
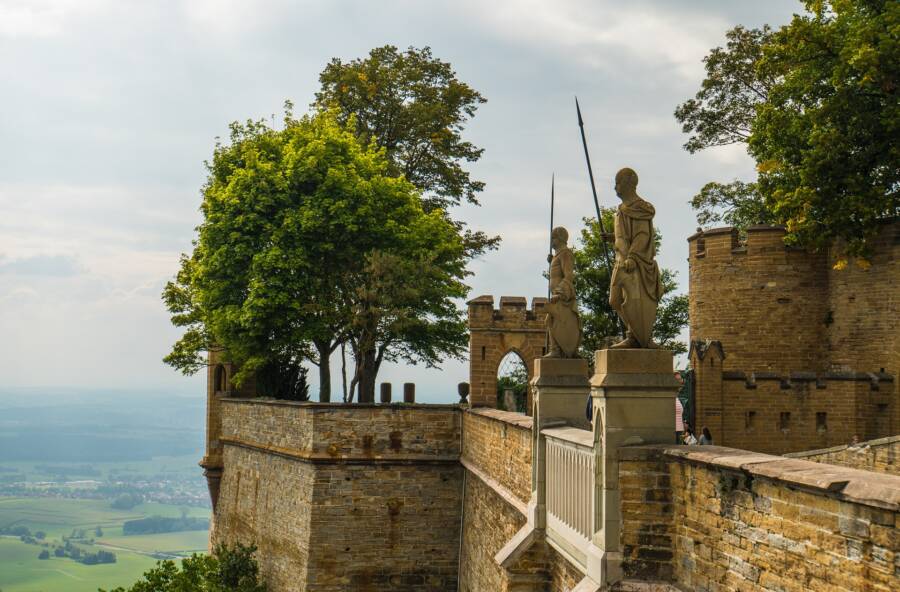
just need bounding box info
[543,426,594,561]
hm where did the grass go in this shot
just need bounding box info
[0,538,160,592]
[98,530,209,555]
[0,497,211,591]
[0,498,210,539]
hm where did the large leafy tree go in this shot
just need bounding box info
[162,109,468,401]
[676,2,899,256]
[573,212,689,357]
[315,45,498,256]
[675,25,774,231]
[751,0,899,256]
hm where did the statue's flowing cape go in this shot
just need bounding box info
[611,198,663,347]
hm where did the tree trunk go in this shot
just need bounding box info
[315,340,332,403]
[341,341,349,403]
[358,348,378,403]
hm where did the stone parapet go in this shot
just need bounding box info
[220,398,461,462]
[786,434,900,476]
[619,443,900,591]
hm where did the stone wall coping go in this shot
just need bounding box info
[459,455,528,516]
[542,426,593,448]
[220,397,461,411]
[621,444,900,511]
[785,434,900,459]
[465,407,534,430]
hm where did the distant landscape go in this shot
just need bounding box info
[0,389,210,592]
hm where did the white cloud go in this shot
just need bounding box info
[0,0,105,38]
[460,0,728,80]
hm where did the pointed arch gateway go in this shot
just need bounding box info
[467,295,549,412]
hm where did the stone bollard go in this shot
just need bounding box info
[380,382,392,404]
[403,383,415,403]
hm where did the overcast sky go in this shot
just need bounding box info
[0,0,799,401]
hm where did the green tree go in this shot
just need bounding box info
[163,110,468,402]
[315,45,498,257]
[349,250,467,402]
[574,212,689,357]
[751,0,899,257]
[38,550,49,560]
[102,544,265,592]
[675,25,774,232]
[677,2,899,256]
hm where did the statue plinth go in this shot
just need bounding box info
[586,347,680,586]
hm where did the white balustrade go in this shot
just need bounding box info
[542,426,594,563]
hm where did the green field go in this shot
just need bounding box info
[98,530,209,555]
[0,453,203,484]
[0,498,209,539]
[0,497,211,592]
[0,538,159,592]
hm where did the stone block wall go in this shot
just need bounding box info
[619,445,900,592]
[461,408,533,502]
[688,226,830,373]
[692,370,896,454]
[467,295,548,409]
[786,435,900,476]
[458,408,534,590]
[213,399,463,592]
[687,220,899,456]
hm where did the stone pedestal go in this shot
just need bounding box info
[587,348,680,586]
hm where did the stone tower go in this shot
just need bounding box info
[467,295,549,410]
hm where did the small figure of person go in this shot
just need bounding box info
[675,396,685,444]
[682,424,698,445]
[851,434,860,447]
[699,426,713,445]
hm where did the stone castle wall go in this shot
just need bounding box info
[692,367,896,454]
[786,435,900,476]
[458,409,531,591]
[620,445,900,592]
[467,295,548,409]
[213,399,463,592]
[688,220,899,454]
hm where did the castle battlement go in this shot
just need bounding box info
[467,294,548,330]
[687,224,812,260]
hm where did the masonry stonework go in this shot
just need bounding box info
[688,221,899,454]
[786,435,900,476]
[619,445,900,592]
[213,399,463,592]
[458,408,534,590]
[467,295,549,409]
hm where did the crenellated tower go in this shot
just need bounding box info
[687,221,899,453]
[467,295,549,410]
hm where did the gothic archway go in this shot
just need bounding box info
[467,295,548,411]
[497,351,529,412]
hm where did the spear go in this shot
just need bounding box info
[575,97,625,338]
[548,173,555,299]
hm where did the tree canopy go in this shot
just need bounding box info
[163,109,468,401]
[315,45,498,257]
[574,212,689,357]
[103,544,265,592]
[676,1,899,256]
